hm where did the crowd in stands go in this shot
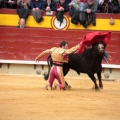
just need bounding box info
[0,0,120,28]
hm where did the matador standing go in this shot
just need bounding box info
[35,41,80,90]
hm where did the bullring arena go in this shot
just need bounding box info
[0,74,120,120]
[0,8,120,120]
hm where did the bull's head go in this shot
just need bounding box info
[92,41,106,54]
[97,43,105,53]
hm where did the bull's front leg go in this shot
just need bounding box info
[63,67,71,90]
[87,73,100,91]
[65,81,71,90]
[97,71,103,89]
[96,66,103,89]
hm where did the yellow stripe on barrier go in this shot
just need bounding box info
[0,14,120,31]
[0,14,52,28]
[26,16,52,28]
[0,14,19,26]
[68,18,120,31]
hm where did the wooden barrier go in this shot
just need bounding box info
[0,8,120,68]
[0,8,120,31]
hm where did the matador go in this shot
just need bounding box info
[35,41,80,90]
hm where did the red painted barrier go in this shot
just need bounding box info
[0,27,120,65]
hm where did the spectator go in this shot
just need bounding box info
[6,0,17,8]
[17,18,26,28]
[52,0,59,3]
[111,0,120,13]
[53,0,71,4]
[17,0,31,22]
[69,0,84,24]
[94,0,99,4]
[52,0,69,26]
[30,0,44,23]
[42,0,55,11]
[0,0,4,8]
[82,0,98,28]
[69,0,84,12]
[98,0,112,13]
[81,0,86,3]
[118,0,120,12]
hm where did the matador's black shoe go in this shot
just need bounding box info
[43,72,49,80]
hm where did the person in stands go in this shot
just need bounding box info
[69,0,84,12]
[17,0,31,23]
[42,0,55,12]
[52,0,69,26]
[6,0,17,8]
[30,0,44,23]
[17,18,26,28]
[82,0,98,28]
[69,0,84,25]
[111,0,120,13]
[0,0,5,8]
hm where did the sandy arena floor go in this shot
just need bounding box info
[0,74,120,120]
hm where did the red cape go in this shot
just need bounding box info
[77,32,111,54]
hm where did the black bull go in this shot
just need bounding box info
[44,41,106,91]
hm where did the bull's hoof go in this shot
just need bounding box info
[92,86,100,91]
[95,87,100,91]
[99,86,103,89]
[65,84,71,90]
[99,84,103,89]
[95,88,100,91]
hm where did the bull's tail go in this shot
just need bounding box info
[43,55,51,80]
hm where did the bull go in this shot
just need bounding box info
[44,41,110,91]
